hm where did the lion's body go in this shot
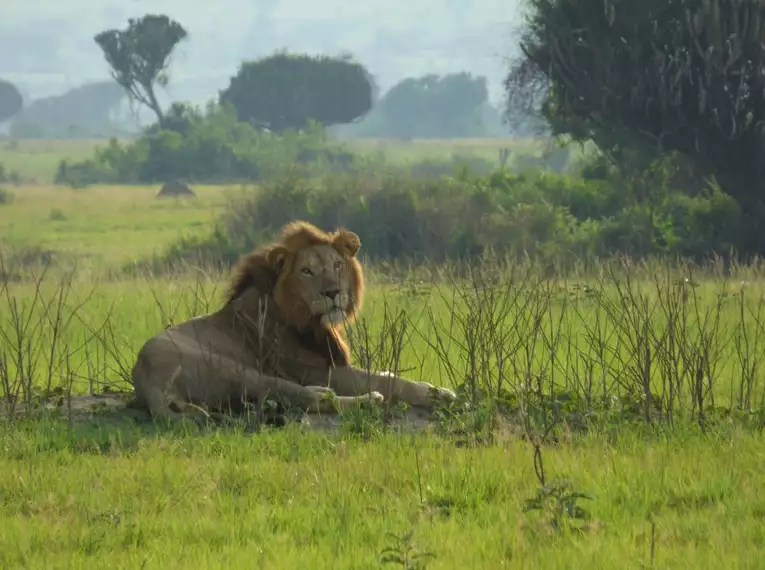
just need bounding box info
[131,221,455,423]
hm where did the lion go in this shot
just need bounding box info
[130,220,456,424]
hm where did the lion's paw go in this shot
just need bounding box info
[305,385,337,401]
[366,390,385,404]
[411,381,457,406]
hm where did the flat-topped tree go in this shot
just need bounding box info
[94,14,187,128]
[219,51,373,132]
[0,79,22,123]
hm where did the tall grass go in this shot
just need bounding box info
[2,253,764,435]
[2,254,765,568]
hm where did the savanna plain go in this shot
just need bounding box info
[0,137,764,569]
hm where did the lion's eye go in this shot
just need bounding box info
[301,267,313,276]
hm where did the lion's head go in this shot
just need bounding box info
[226,221,365,332]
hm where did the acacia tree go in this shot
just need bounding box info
[94,14,187,127]
[506,0,765,251]
[0,79,22,123]
[219,52,373,132]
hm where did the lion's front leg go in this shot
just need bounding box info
[301,386,385,414]
[327,366,455,410]
[234,369,384,415]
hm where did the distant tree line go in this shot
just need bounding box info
[7,81,127,139]
[1,13,517,140]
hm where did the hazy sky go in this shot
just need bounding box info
[1,0,525,105]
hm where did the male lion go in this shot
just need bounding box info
[131,220,456,424]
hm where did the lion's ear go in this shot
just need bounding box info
[267,246,290,273]
[333,230,361,258]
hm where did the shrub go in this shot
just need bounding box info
[0,163,21,185]
[150,170,606,268]
[53,102,510,189]
[0,187,13,205]
[151,159,748,270]
[54,103,363,186]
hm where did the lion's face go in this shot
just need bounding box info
[269,231,363,330]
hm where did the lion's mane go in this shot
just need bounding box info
[224,220,365,364]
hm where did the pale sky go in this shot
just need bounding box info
[0,0,525,105]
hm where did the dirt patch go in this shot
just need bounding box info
[0,392,441,435]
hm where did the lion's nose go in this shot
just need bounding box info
[322,289,340,301]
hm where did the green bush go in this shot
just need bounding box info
[0,187,14,205]
[151,157,747,269]
[54,101,534,189]
[54,103,365,186]
[0,163,21,185]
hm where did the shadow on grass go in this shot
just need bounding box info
[1,389,450,459]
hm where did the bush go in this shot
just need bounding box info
[54,103,365,187]
[53,101,518,188]
[151,156,747,269]
[0,187,14,205]
[0,163,21,185]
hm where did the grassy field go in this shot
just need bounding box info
[0,136,563,184]
[0,138,109,183]
[0,184,232,269]
[1,138,764,568]
[349,136,560,164]
[2,420,762,569]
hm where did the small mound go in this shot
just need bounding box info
[156,180,196,199]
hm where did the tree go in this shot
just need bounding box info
[9,81,125,138]
[505,0,765,252]
[94,14,187,128]
[143,101,203,136]
[219,51,373,132]
[0,79,23,123]
[367,72,489,138]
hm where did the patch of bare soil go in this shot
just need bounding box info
[0,392,440,435]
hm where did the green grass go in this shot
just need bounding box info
[349,136,547,162]
[6,259,765,570]
[1,135,765,567]
[0,134,558,269]
[3,270,765,410]
[0,135,560,184]
[1,420,762,569]
[3,266,765,568]
[0,138,109,183]
[0,184,233,269]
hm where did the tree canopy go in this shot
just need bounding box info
[0,79,23,123]
[505,0,765,250]
[94,14,187,127]
[219,52,373,132]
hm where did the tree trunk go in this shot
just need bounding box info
[143,83,165,128]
